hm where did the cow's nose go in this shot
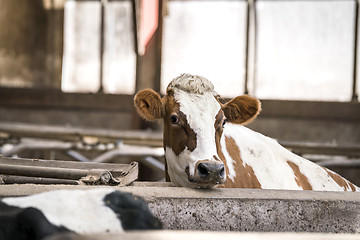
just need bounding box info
[197,162,224,179]
[194,161,225,184]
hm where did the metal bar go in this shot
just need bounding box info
[0,156,139,186]
[2,141,73,157]
[66,150,90,162]
[142,156,165,172]
[318,159,360,168]
[132,0,140,55]
[0,163,110,180]
[0,155,134,171]
[283,141,360,157]
[352,0,359,102]
[252,0,258,95]
[98,0,107,93]
[0,122,163,146]
[0,175,78,185]
[91,144,164,163]
[244,0,253,94]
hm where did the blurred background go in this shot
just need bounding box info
[0,0,359,185]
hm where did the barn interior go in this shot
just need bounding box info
[0,0,360,239]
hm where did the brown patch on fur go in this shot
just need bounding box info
[162,93,197,156]
[165,160,171,182]
[214,110,229,186]
[220,136,261,189]
[134,89,164,121]
[215,110,226,160]
[287,161,313,190]
[222,95,261,125]
[324,168,355,192]
[349,182,356,192]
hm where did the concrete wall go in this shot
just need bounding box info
[0,183,359,233]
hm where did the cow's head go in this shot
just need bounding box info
[134,74,261,188]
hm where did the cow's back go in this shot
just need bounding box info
[219,123,359,192]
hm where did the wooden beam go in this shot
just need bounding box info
[0,122,162,146]
[0,87,134,112]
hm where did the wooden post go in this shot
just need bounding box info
[132,0,164,130]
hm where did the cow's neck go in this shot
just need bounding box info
[217,124,262,189]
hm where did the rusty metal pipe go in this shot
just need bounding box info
[0,175,78,185]
[0,163,109,180]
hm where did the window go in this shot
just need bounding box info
[162,0,359,101]
[62,0,136,94]
[255,0,355,101]
[161,1,247,97]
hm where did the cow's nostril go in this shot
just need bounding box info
[198,163,209,178]
[219,164,225,178]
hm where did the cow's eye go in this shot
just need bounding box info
[169,115,179,124]
[222,119,227,128]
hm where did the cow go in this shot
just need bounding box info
[0,188,162,240]
[134,73,359,191]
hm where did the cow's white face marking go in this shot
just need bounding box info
[3,188,123,234]
[165,89,223,187]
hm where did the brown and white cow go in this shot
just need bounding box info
[134,73,359,191]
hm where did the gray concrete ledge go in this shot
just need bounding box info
[0,183,359,233]
[44,231,360,240]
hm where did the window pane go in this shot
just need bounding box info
[62,1,136,94]
[62,1,101,93]
[255,1,355,101]
[103,1,136,95]
[161,1,247,97]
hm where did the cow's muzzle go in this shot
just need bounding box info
[187,160,226,187]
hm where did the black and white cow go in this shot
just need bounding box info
[0,188,162,240]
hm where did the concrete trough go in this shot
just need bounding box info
[0,183,359,233]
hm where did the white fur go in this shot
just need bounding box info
[167,73,215,94]
[218,132,237,183]
[222,124,301,189]
[173,89,221,177]
[165,146,196,187]
[3,188,123,234]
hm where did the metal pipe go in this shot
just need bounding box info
[2,141,73,157]
[0,175,78,185]
[91,144,164,163]
[0,163,109,180]
[352,0,359,102]
[142,156,165,172]
[318,159,360,168]
[66,150,90,162]
[252,0,258,95]
[98,0,107,93]
[244,0,253,94]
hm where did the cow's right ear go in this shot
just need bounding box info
[134,89,164,121]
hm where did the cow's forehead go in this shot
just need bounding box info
[173,89,221,126]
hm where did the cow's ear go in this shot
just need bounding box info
[222,95,261,125]
[134,89,164,121]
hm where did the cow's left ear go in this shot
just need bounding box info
[222,95,261,125]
